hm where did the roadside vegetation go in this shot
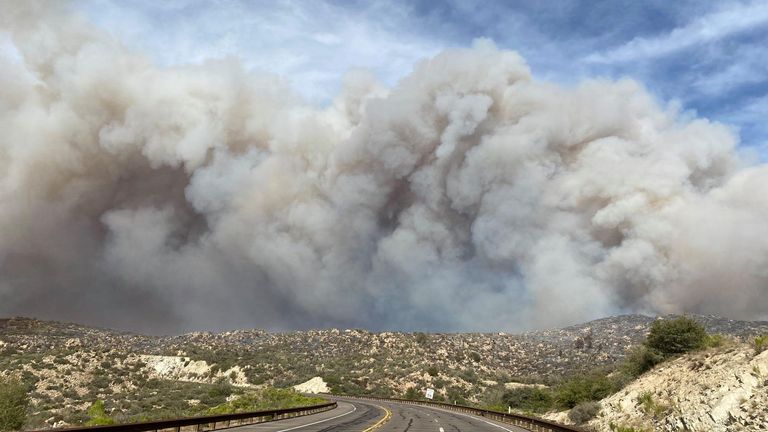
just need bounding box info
[206,387,325,414]
[78,385,324,427]
[0,376,29,432]
[479,316,723,425]
[1,370,323,431]
[754,334,768,354]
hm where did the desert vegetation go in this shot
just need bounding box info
[480,316,721,425]
[2,315,767,431]
[0,376,29,432]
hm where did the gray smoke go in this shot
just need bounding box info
[1,2,767,333]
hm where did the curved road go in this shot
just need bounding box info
[228,399,529,432]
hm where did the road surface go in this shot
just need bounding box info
[227,398,529,432]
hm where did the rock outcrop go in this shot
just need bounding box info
[293,377,330,394]
[590,343,768,431]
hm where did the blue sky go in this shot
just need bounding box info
[76,0,768,156]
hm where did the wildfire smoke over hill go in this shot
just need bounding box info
[1,2,767,333]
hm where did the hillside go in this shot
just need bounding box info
[587,342,768,431]
[2,315,768,429]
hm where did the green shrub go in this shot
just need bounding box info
[704,333,725,348]
[458,369,479,384]
[754,335,768,354]
[90,375,110,389]
[622,345,664,378]
[207,379,233,398]
[206,388,324,415]
[621,317,720,381]
[636,392,669,417]
[415,333,429,346]
[426,366,439,377]
[555,373,615,409]
[445,386,468,405]
[645,316,708,357]
[86,400,114,426]
[568,401,600,424]
[0,376,28,431]
[501,387,554,413]
[403,387,420,400]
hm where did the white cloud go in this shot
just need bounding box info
[587,1,768,63]
[77,0,444,105]
[693,62,766,96]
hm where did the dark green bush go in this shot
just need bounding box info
[403,387,420,400]
[620,316,709,379]
[415,333,429,346]
[645,316,708,357]
[501,387,554,413]
[445,386,468,405]
[622,345,664,378]
[0,376,28,431]
[207,378,233,399]
[90,375,110,390]
[555,373,615,409]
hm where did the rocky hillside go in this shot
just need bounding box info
[587,341,768,431]
[2,314,767,429]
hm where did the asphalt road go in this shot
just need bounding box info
[371,400,529,432]
[227,399,529,432]
[227,400,381,432]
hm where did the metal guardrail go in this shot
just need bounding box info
[29,402,337,432]
[337,395,585,432]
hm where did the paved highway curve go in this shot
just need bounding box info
[228,399,529,432]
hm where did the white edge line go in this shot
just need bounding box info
[275,404,357,432]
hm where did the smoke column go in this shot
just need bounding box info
[1,2,767,333]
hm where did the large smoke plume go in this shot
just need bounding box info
[1,2,767,333]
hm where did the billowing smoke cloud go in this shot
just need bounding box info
[1,2,767,334]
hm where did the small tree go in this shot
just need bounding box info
[0,376,28,432]
[645,316,708,357]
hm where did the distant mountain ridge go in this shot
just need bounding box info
[3,313,768,385]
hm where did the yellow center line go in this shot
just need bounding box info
[362,404,392,432]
